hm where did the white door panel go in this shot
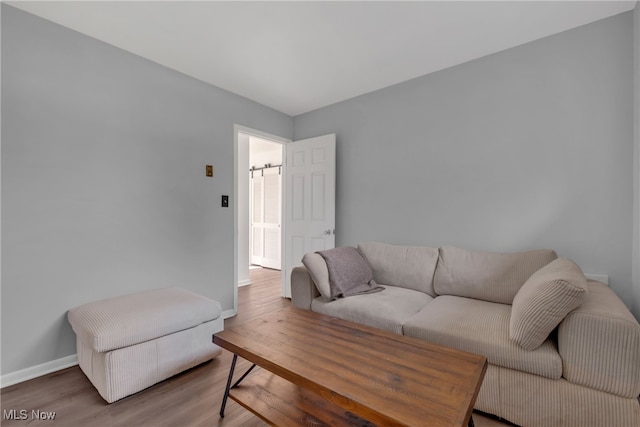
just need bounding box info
[261,171,281,270]
[283,134,336,298]
[250,168,281,270]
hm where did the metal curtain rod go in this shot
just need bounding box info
[250,163,283,177]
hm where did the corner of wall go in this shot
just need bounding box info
[633,1,640,320]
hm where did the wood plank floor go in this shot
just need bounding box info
[1,267,507,427]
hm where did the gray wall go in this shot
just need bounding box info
[294,12,636,317]
[1,5,292,374]
[2,4,637,378]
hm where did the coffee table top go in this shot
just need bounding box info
[214,307,487,427]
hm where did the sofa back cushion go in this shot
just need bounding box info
[433,246,557,304]
[358,242,439,297]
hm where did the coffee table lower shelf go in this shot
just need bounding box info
[228,368,375,427]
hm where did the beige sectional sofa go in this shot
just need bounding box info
[291,242,640,427]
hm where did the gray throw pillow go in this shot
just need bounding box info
[317,246,383,299]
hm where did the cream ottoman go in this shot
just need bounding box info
[67,287,223,403]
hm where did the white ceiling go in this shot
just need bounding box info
[7,1,637,116]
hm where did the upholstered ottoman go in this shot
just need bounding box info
[67,287,223,403]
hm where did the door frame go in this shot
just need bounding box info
[233,124,290,316]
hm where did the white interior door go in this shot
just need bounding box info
[283,134,336,298]
[251,169,281,270]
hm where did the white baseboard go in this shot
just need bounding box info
[238,279,251,287]
[222,308,237,320]
[1,354,78,389]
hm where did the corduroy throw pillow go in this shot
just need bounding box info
[510,258,587,350]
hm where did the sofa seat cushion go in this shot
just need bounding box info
[403,295,562,380]
[358,242,439,297]
[433,246,557,304]
[311,285,433,335]
[68,287,222,352]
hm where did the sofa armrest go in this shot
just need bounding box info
[291,266,320,310]
[558,280,640,398]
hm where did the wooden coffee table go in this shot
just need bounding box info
[214,307,487,427]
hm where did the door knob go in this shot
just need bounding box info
[324,229,332,235]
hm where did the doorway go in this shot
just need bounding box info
[235,126,288,301]
[249,137,283,271]
[234,126,336,315]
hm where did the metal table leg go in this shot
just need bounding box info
[219,354,257,418]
